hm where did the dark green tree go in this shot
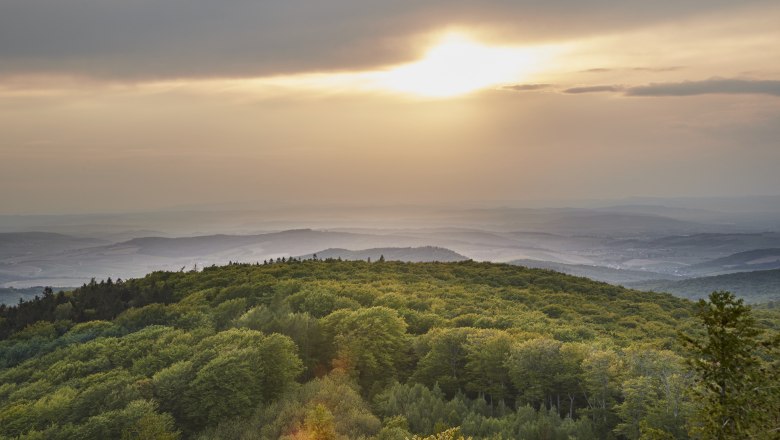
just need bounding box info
[682,291,779,439]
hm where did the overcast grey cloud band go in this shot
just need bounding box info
[0,0,772,80]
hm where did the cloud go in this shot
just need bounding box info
[555,78,780,97]
[0,0,771,81]
[504,84,554,91]
[563,85,624,94]
[625,78,780,96]
[579,66,683,73]
[631,66,684,72]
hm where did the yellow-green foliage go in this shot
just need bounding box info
[1,261,777,439]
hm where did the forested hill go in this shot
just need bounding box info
[0,261,694,342]
[0,260,777,439]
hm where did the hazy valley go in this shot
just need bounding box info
[3,199,780,305]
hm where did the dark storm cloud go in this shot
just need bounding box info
[625,78,780,96]
[563,85,624,94]
[504,84,554,91]
[0,0,770,80]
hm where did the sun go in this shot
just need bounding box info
[374,33,560,98]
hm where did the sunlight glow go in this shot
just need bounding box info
[373,33,562,97]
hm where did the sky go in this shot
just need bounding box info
[1,0,779,214]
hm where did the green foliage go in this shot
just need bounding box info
[375,382,464,435]
[375,416,412,440]
[614,347,691,439]
[211,298,247,330]
[0,325,300,437]
[236,304,323,378]
[200,372,381,440]
[413,328,475,397]
[0,261,777,439]
[119,401,180,440]
[682,291,780,439]
[321,307,408,392]
[185,351,256,426]
[581,347,622,436]
[464,330,513,404]
[304,404,338,440]
[375,381,596,439]
[409,427,472,440]
[506,338,566,410]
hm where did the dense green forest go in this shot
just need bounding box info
[0,260,777,439]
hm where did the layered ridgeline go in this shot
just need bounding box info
[0,261,777,439]
[630,269,780,303]
[298,246,469,263]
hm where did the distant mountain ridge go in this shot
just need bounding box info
[298,246,469,263]
[0,230,442,287]
[0,232,105,260]
[687,248,780,275]
[645,233,780,250]
[3,226,780,303]
[509,259,675,284]
[630,269,780,303]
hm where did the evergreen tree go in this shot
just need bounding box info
[682,291,779,439]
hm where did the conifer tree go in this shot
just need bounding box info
[682,291,779,439]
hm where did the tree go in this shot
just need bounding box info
[505,338,566,412]
[152,361,193,424]
[321,307,408,392]
[681,291,779,439]
[211,298,247,330]
[464,330,513,406]
[614,376,656,439]
[184,352,256,427]
[615,347,691,439]
[413,328,475,397]
[409,427,472,440]
[121,411,180,440]
[304,404,337,440]
[581,348,622,436]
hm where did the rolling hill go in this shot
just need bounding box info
[630,269,780,303]
[686,248,780,275]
